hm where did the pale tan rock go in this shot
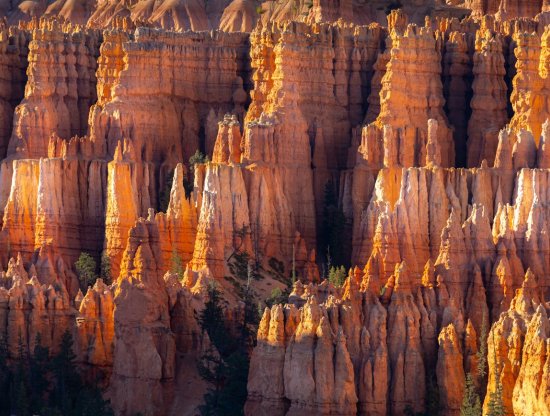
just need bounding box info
[219,0,258,32]
[537,120,550,167]
[387,262,426,414]
[188,162,250,277]
[246,305,287,412]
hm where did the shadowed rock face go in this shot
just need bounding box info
[0,3,547,416]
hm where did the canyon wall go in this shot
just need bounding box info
[0,4,547,416]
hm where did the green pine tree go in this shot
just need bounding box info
[75,252,98,290]
[197,280,256,416]
[461,311,488,416]
[486,381,506,416]
[100,252,112,284]
[328,266,347,287]
[73,386,114,416]
[29,333,50,413]
[51,331,82,414]
[477,312,488,379]
[199,283,234,356]
[265,287,287,307]
[0,335,10,414]
[461,373,481,416]
[189,150,209,172]
[10,334,30,416]
[319,181,348,268]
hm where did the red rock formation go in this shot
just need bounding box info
[8,18,99,159]
[485,269,547,415]
[104,141,142,279]
[0,7,547,416]
[110,216,176,416]
[362,23,455,168]
[246,259,483,415]
[95,25,130,106]
[436,324,465,415]
[155,163,198,269]
[89,28,248,164]
[76,278,115,368]
[247,21,384,235]
[0,24,27,158]
[467,28,509,167]
[0,153,107,269]
[466,0,546,19]
[509,28,550,141]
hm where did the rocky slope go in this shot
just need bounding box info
[0,4,547,416]
[0,0,546,32]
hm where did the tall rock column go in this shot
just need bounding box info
[364,23,455,168]
[443,31,472,167]
[110,216,176,416]
[104,142,142,279]
[467,29,508,167]
[509,29,550,142]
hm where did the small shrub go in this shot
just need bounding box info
[265,287,287,307]
[170,251,184,279]
[328,266,347,287]
[189,150,209,172]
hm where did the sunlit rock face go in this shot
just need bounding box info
[0,2,548,416]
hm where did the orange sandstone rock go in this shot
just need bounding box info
[110,216,176,416]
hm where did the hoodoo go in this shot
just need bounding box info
[0,2,547,416]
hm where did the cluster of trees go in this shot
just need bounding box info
[197,283,258,416]
[320,181,348,270]
[75,252,111,290]
[0,331,112,416]
[461,314,506,416]
[318,180,353,289]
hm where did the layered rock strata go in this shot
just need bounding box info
[361,23,455,168]
[89,28,249,167]
[7,18,100,159]
[467,28,509,167]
